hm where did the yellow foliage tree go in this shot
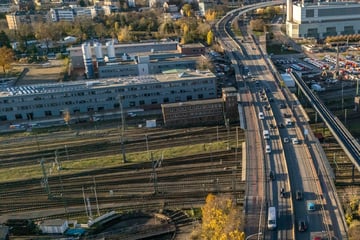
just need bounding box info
[205,10,217,21]
[182,4,192,17]
[200,194,245,240]
[117,26,132,42]
[0,46,14,73]
[207,30,214,46]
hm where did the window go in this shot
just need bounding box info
[305,9,314,18]
[45,110,52,116]
[198,94,204,99]
[139,100,145,105]
[15,114,23,119]
[0,115,7,121]
[163,98,169,103]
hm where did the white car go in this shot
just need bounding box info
[292,138,299,144]
[283,137,290,143]
[265,145,271,154]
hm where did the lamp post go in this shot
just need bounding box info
[245,232,262,240]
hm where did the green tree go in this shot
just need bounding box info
[0,46,15,73]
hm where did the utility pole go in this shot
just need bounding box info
[119,95,127,163]
[40,158,51,199]
[151,152,158,194]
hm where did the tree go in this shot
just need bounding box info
[182,4,192,17]
[117,26,132,42]
[0,46,15,73]
[250,19,265,32]
[207,30,213,46]
[0,30,11,48]
[198,194,245,240]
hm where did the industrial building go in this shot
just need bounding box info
[0,69,216,122]
[286,0,360,39]
[161,87,238,127]
[39,219,69,234]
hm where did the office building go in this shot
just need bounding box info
[286,0,360,39]
[0,69,216,121]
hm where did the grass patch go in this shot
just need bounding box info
[0,141,229,182]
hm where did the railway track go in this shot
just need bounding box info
[0,124,245,220]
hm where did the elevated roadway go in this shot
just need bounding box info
[215,1,348,239]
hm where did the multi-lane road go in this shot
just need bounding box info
[215,1,348,239]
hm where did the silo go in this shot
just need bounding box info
[94,42,103,63]
[82,42,94,79]
[106,41,116,62]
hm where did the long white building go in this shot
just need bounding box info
[286,1,360,39]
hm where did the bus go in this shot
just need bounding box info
[267,207,277,230]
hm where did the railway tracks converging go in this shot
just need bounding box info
[0,125,245,221]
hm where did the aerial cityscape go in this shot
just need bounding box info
[0,0,359,239]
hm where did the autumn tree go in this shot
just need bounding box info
[118,26,133,42]
[207,30,214,46]
[0,46,15,73]
[198,194,245,240]
[250,19,265,32]
[182,4,192,17]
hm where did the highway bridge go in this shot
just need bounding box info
[291,71,360,172]
[215,1,348,239]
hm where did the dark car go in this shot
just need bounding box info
[279,103,286,109]
[278,123,285,128]
[296,190,303,200]
[268,97,274,102]
[298,219,307,232]
[270,123,277,129]
[280,187,285,198]
[283,113,292,118]
[269,171,275,180]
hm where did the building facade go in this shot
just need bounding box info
[0,70,216,121]
[286,1,360,39]
[161,87,238,127]
[6,11,45,30]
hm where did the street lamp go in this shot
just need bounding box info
[245,232,262,240]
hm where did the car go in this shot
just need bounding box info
[283,113,291,118]
[268,97,274,102]
[278,123,285,128]
[269,171,275,180]
[265,105,271,111]
[265,145,271,154]
[292,138,299,144]
[279,103,286,109]
[280,187,285,198]
[307,201,316,211]
[283,137,290,143]
[298,219,307,232]
[296,190,303,200]
[270,123,276,129]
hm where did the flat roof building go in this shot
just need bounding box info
[286,1,360,39]
[0,70,216,122]
[161,87,238,127]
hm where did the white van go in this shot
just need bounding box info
[259,112,264,120]
[265,145,271,153]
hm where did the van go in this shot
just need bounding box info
[259,112,264,120]
[265,145,271,154]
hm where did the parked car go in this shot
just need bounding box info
[296,190,303,200]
